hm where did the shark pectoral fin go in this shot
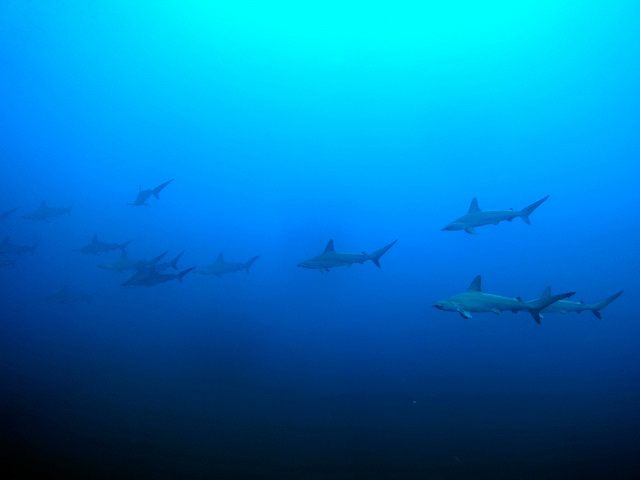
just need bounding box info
[464,227,476,234]
[459,310,472,319]
[491,309,502,315]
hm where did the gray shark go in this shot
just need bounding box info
[75,234,132,255]
[0,236,37,255]
[127,179,174,206]
[433,275,576,324]
[538,287,623,319]
[22,201,72,222]
[121,265,196,286]
[298,239,397,273]
[199,253,259,277]
[97,250,166,272]
[442,195,549,234]
[0,207,19,221]
[42,285,91,304]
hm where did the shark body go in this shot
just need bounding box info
[199,253,259,277]
[442,195,549,234]
[97,250,165,272]
[121,265,196,286]
[433,275,575,324]
[0,236,37,255]
[0,207,19,221]
[127,179,174,206]
[75,235,132,255]
[22,201,72,222]
[42,285,91,304]
[539,287,623,319]
[298,239,397,273]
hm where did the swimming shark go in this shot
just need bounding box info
[0,207,19,221]
[42,285,91,304]
[442,195,549,234]
[75,234,133,255]
[97,250,166,272]
[121,265,196,286]
[127,179,174,206]
[297,239,397,273]
[199,253,259,277]
[22,201,72,222]
[155,250,185,271]
[0,236,37,255]
[433,275,576,324]
[538,286,623,319]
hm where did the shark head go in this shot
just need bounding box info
[297,260,318,270]
[441,222,463,232]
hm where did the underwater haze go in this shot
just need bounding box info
[1,1,639,478]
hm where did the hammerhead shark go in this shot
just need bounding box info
[538,287,623,319]
[127,179,174,206]
[0,236,37,255]
[433,275,575,324]
[0,207,19,221]
[199,253,259,277]
[442,195,549,234]
[298,239,397,273]
[22,201,72,222]
[121,265,196,286]
[98,250,165,272]
[42,285,91,304]
[74,235,132,255]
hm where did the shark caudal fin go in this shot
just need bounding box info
[168,250,184,270]
[590,290,624,319]
[152,179,174,199]
[119,239,133,251]
[369,240,397,268]
[245,255,260,273]
[176,266,196,282]
[519,195,549,225]
[529,291,575,324]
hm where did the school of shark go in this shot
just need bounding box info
[0,188,623,323]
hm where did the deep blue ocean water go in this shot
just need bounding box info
[1,2,638,478]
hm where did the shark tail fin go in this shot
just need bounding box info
[519,195,549,225]
[590,290,623,319]
[169,250,185,270]
[152,179,174,199]
[529,291,575,324]
[369,240,397,268]
[176,266,196,282]
[120,239,133,252]
[245,255,260,273]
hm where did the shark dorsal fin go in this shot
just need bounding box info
[216,252,224,262]
[324,240,335,253]
[92,234,98,243]
[468,198,481,213]
[1,236,8,245]
[467,275,482,292]
[541,286,552,298]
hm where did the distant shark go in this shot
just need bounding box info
[0,236,37,255]
[127,179,174,206]
[75,234,132,255]
[199,253,259,277]
[0,207,19,221]
[298,239,397,273]
[539,286,623,319]
[433,275,575,324]
[22,201,72,222]
[442,195,549,234]
[121,265,196,286]
[42,285,91,304]
[97,250,163,272]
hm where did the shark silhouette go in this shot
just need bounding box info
[199,253,259,277]
[22,201,72,223]
[127,179,174,206]
[75,235,132,255]
[538,287,623,319]
[298,239,397,273]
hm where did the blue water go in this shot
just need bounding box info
[1,2,638,478]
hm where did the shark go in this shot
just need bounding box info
[199,253,259,277]
[121,265,196,286]
[42,285,91,304]
[442,195,549,234]
[0,207,19,221]
[22,201,72,222]
[75,234,133,255]
[127,179,174,206]
[297,239,397,273]
[538,286,623,319]
[97,250,165,272]
[0,236,37,255]
[433,275,576,324]
[155,250,185,271]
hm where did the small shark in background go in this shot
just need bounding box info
[433,275,575,324]
[127,179,174,206]
[42,285,91,304]
[22,201,72,222]
[98,250,171,273]
[442,195,549,234]
[539,286,623,319]
[0,236,37,255]
[298,239,397,273]
[0,207,19,221]
[74,235,132,255]
[199,253,259,277]
[121,265,196,286]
